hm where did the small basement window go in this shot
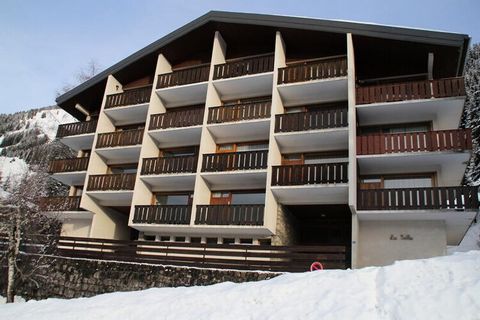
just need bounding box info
[160,236,171,242]
[144,235,156,241]
[190,237,202,243]
[222,238,235,245]
[175,236,186,242]
[240,239,253,244]
[206,238,218,244]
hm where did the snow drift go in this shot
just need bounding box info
[1,251,479,319]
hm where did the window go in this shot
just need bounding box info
[231,192,265,205]
[160,236,171,242]
[236,143,269,152]
[190,237,201,243]
[384,177,432,189]
[109,164,138,174]
[206,238,218,244]
[258,238,271,246]
[222,238,235,245]
[155,193,193,205]
[144,235,156,241]
[216,141,269,153]
[161,147,197,157]
[240,239,253,244]
[175,236,186,242]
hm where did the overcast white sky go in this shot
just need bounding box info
[1,0,479,114]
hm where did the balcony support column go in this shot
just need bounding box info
[347,33,359,268]
[190,31,227,226]
[267,31,287,243]
[129,54,172,228]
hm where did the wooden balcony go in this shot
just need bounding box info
[96,128,144,148]
[104,86,152,109]
[149,106,204,130]
[357,129,472,155]
[272,163,348,186]
[39,196,83,212]
[195,205,264,225]
[48,157,89,173]
[141,155,198,175]
[356,77,465,105]
[213,53,274,80]
[275,106,347,133]
[202,150,268,172]
[86,173,136,191]
[207,99,271,124]
[56,120,97,138]
[278,56,347,85]
[357,186,479,210]
[157,64,210,89]
[133,205,192,224]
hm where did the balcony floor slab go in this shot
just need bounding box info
[96,145,142,165]
[356,96,465,128]
[201,170,267,190]
[86,190,133,206]
[51,171,87,186]
[207,119,270,144]
[149,126,202,148]
[60,133,94,152]
[271,184,348,205]
[357,209,477,246]
[212,72,274,101]
[129,223,273,237]
[278,77,348,107]
[275,127,348,153]
[140,173,196,192]
[155,82,208,108]
[104,103,149,126]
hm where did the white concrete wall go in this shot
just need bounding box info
[61,219,92,237]
[357,220,446,267]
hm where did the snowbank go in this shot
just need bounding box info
[448,221,480,254]
[1,251,479,319]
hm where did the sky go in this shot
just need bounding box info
[1,0,479,114]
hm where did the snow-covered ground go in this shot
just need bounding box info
[0,156,29,196]
[1,251,479,320]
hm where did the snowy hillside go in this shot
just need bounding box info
[1,251,479,319]
[0,106,76,197]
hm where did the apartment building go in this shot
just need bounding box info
[43,11,477,268]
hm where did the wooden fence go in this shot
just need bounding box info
[202,150,268,172]
[149,107,204,130]
[141,155,198,175]
[87,173,136,191]
[356,77,465,104]
[272,163,348,186]
[278,56,347,84]
[48,157,89,173]
[105,86,152,108]
[357,129,472,155]
[208,100,271,123]
[133,205,192,224]
[56,120,97,138]
[213,53,274,80]
[96,128,144,148]
[357,186,479,210]
[275,107,347,132]
[157,64,210,88]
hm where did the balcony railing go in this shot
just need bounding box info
[202,150,268,172]
[275,106,348,133]
[213,53,274,80]
[357,186,479,210]
[278,56,347,85]
[133,205,192,224]
[195,205,264,225]
[86,173,136,191]
[207,99,271,124]
[156,63,210,89]
[104,86,152,109]
[96,128,144,148]
[141,155,198,175]
[39,196,83,212]
[48,157,89,173]
[356,77,465,105]
[149,107,204,130]
[272,162,348,186]
[56,120,97,138]
[357,129,472,155]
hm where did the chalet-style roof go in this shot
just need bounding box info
[56,11,470,119]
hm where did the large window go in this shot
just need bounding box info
[154,193,193,205]
[383,177,432,189]
[109,164,138,174]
